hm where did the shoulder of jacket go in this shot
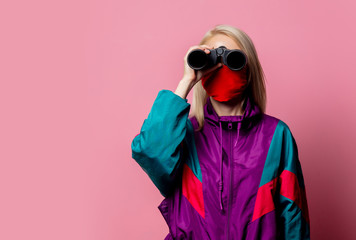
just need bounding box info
[261,113,294,138]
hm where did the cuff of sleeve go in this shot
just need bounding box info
[158,89,189,104]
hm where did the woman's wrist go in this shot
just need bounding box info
[174,77,195,100]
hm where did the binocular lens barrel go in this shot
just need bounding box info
[187,49,208,70]
[226,51,246,71]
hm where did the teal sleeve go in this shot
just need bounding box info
[131,89,191,197]
[275,121,311,239]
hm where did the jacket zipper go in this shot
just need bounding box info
[226,120,233,240]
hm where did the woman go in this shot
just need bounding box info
[131,24,310,240]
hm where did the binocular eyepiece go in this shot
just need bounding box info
[187,46,247,71]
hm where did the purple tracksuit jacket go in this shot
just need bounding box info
[131,89,310,239]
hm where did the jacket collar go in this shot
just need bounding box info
[204,95,262,127]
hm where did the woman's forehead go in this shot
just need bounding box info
[206,34,241,50]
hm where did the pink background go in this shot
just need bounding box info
[1,0,356,239]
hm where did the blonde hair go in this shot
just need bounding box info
[188,24,267,131]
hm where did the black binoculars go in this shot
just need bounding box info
[187,46,247,71]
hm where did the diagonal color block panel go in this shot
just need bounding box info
[279,169,310,224]
[251,177,278,222]
[182,163,205,219]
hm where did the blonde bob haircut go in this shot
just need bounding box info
[189,24,267,132]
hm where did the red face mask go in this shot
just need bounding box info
[201,64,249,102]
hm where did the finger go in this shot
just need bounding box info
[200,44,212,49]
[185,46,208,59]
[199,45,213,53]
[211,63,223,70]
[204,63,223,74]
[186,45,213,60]
[192,45,212,52]
[189,45,200,51]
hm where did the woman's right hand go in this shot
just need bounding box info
[175,45,223,100]
[183,45,223,86]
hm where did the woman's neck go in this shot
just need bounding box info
[210,95,246,117]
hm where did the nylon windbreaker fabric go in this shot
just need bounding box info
[131,89,310,240]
